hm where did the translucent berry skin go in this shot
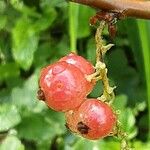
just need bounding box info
[59,53,95,75]
[39,61,88,112]
[65,99,116,140]
[59,53,95,94]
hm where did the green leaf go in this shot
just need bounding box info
[44,109,65,131]
[89,81,103,98]
[0,89,11,104]
[40,0,67,8]
[0,1,6,13]
[11,73,39,110]
[0,104,21,132]
[56,36,70,56]
[0,15,7,30]
[0,135,24,150]
[107,49,142,105]
[12,5,56,70]
[16,112,65,142]
[33,42,55,67]
[0,63,20,82]
[119,108,137,139]
[33,7,57,32]
[133,141,150,150]
[73,138,120,150]
[34,35,70,68]
[12,16,39,70]
[73,138,98,150]
[113,95,128,110]
[138,114,149,141]
[10,0,25,11]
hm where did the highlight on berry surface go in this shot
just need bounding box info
[59,52,96,94]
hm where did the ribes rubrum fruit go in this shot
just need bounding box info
[65,99,116,140]
[59,53,95,94]
[38,61,92,112]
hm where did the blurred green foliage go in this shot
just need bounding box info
[0,0,150,150]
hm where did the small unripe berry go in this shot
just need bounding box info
[59,53,95,94]
[65,99,116,140]
[38,61,90,112]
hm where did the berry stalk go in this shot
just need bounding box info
[69,2,79,52]
[93,22,132,149]
[94,21,115,102]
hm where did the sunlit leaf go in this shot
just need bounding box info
[11,73,39,110]
[134,141,150,150]
[0,104,21,132]
[0,1,6,13]
[119,108,137,139]
[113,95,128,110]
[12,16,39,70]
[16,112,65,142]
[0,135,24,150]
[73,138,120,150]
[0,15,7,30]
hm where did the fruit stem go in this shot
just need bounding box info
[114,121,132,150]
[86,70,102,82]
[95,21,115,102]
[69,2,79,53]
[95,21,106,63]
[94,19,132,150]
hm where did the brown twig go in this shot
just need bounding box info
[69,0,150,20]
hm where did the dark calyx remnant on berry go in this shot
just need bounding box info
[65,123,72,132]
[77,122,90,134]
[37,88,45,101]
[65,123,69,130]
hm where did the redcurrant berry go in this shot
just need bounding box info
[38,61,90,112]
[59,53,94,75]
[65,99,116,140]
[59,53,95,94]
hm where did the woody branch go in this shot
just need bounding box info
[69,0,150,20]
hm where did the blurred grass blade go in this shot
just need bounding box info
[137,20,150,140]
[126,19,144,77]
[68,2,79,52]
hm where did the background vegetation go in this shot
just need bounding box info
[0,0,150,149]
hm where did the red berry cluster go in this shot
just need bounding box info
[38,53,116,140]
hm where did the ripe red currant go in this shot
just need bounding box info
[59,53,95,94]
[59,53,95,75]
[65,99,116,140]
[38,61,91,112]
